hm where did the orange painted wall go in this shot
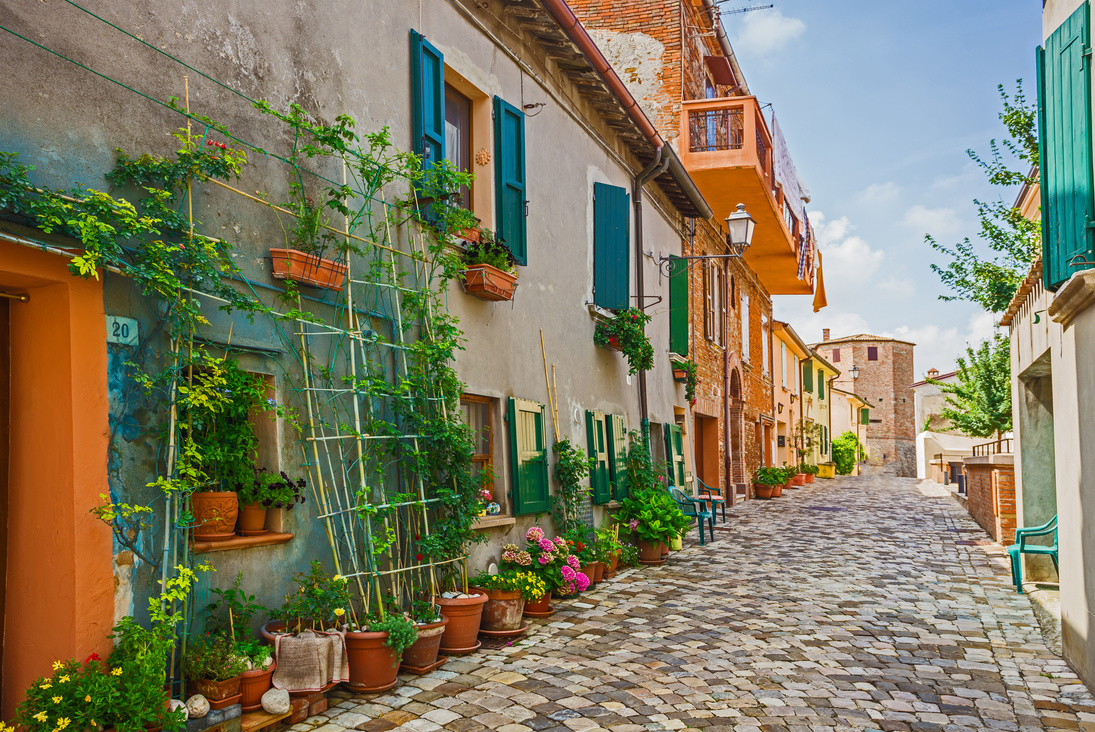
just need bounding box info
[0,239,113,719]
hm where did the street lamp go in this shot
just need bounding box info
[725,203,756,257]
[849,364,860,381]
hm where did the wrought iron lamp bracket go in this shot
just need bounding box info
[657,252,744,279]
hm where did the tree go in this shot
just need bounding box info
[831,432,864,475]
[925,82,1041,313]
[930,335,1011,446]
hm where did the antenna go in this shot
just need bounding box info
[718,3,774,14]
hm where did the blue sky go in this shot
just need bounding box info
[726,1,1043,375]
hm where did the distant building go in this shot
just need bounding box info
[830,386,871,475]
[811,330,916,476]
[910,368,980,482]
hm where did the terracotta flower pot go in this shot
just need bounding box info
[637,540,663,562]
[660,542,670,556]
[458,227,482,243]
[402,616,448,669]
[463,263,517,301]
[606,552,620,574]
[433,590,489,653]
[260,620,286,644]
[592,561,605,582]
[237,502,268,536]
[191,675,241,702]
[773,482,785,497]
[673,368,688,382]
[191,492,238,542]
[579,564,596,586]
[792,473,806,487]
[524,594,553,615]
[478,588,525,632]
[239,663,275,712]
[345,630,399,693]
[606,334,623,351]
[270,248,347,291]
[805,473,815,483]
[754,483,775,499]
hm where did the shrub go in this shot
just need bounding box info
[832,431,865,475]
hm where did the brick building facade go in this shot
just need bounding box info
[964,456,1017,545]
[813,332,916,477]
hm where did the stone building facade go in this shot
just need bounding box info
[813,331,916,477]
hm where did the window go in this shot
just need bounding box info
[411,31,445,175]
[867,346,878,361]
[817,369,824,399]
[593,182,630,310]
[761,317,769,374]
[607,414,629,499]
[444,84,472,209]
[586,410,611,504]
[792,355,799,394]
[832,347,840,363]
[508,397,549,514]
[460,394,493,493]
[665,423,685,487]
[704,262,724,346]
[669,255,688,356]
[781,342,788,388]
[741,292,750,361]
[494,97,527,264]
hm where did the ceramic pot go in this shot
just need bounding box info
[402,616,448,669]
[260,620,287,644]
[673,368,688,382]
[637,540,663,562]
[773,482,785,497]
[239,663,275,712]
[270,248,348,291]
[606,335,623,351]
[345,630,399,692]
[792,473,806,486]
[669,534,683,551]
[463,263,518,301]
[478,588,525,632]
[754,483,775,499]
[660,542,670,556]
[592,561,605,582]
[433,590,489,653]
[579,564,596,586]
[606,552,620,574]
[237,502,268,536]
[524,594,553,615]
[191,492,238,541]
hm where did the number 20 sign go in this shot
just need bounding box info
[106,315,139,346]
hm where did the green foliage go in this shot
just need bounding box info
[617,489,689,544]
[675,360,699,402]
[353,613,419,660]
[931,335,1012,440]
[463,229,516,273]
[832,432,865,475]
[594,308,654,374]
[409,600,442,624]
[551,438,594,536]
[183,633,248,682]
[204,571,267,642]
[625,430,663,495]
[273,561,352,633]
[593,522,623,563]
[236,469,307,509]
[470,569,548,600]
[234,638,273,669]
[16,657,124,732]
[754,466,786,486]
[926,81,1041,312]
[799,463,819,476]
[619,543,640,567]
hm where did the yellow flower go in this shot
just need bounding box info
[58,675,69,683]
[84,695,92,702]
[52,661,64,671]
[56,718,71,730]
[33,712,48,723]
[41,683,52,690]
[52,696,62,704]
[111,667,123,676]
[334,608,345,617]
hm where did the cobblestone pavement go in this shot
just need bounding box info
[297,474,1093,732]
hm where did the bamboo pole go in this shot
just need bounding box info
[540,329,558,440]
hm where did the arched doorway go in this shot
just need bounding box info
[728,368,746,499]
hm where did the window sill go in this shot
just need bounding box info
[587,303,615,325]
[471,516,516,531]
[192,532,294,554]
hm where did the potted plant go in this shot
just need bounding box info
[183,633,248,710]
[262,560,350,641]
[400,600,449,672]
[461,230,518,301]
[617,489,689,564]
[270,190,348,290]
[790,463,807,487]
[595,523,623,579]
[471,570,546,634]
[235,640,275,713]
[753,466,784,499]
[594,308,654,374]
[344,610,418,693]
[502,527,589,616]
[566,529,599,587]
[672,360,699,402]
[802,463,819,483]
[235,469,307,536]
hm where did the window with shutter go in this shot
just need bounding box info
[867,346,878,361]
[832,347,840,363]
[494,97,528,265]
[664,423,685,487]
[703,262,714,341]
[508,397,549,515]
[818,369,824,399]
[607,414,629,500]
[593,182,630,310]
[860,407,870,425]
[1040,3,1095,289]
[669,256,689,356]
[718,266,726,346]
[781,342,788,388]
[741,292,750,361]
[411,31,445,202]
[586,410,612,504]
[803,360,813,392]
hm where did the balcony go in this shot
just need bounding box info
[679,96,815,296]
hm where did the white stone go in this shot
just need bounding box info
[186,694,209,719]
[263,688,291,715]
[170,699,189,721]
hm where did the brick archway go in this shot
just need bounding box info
[728,368,747,495]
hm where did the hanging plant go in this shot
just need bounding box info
[594,308,654,374]
[673,360,699,402]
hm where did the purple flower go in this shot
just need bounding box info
[567,555,580,570]
[628,519,639,530]
[526,527,545,542]
[575,573,591,592]
[538,538,555,552]
[560,566,576,582]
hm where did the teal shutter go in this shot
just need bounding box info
[1040,4,1095,289]
[593,182,630,310]
[494,97,527,265]
[669,255,688,355]
[586,411,611,504]
[411,31,444,176]
[802,361,813,392]
[607,414,628,500]
[817,369,824,399]
[508,397,549,515]
[664,424,685,487]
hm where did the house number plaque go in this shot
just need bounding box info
[106,315,140,346]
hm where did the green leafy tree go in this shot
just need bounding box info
[925,82,1041,313]
[930,335,1012,446]
[831,432,864,475]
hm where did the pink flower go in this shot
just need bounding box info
[502,550,517,563]
[516,551,532,566]
[538,538,555,552]
[526,527,545,542]
[628,519,639,530]
[575,573,591,592]
[538,553,552,565]
[560,581,576,595]
[554,536,566,547]
[567,555,581,570]
[560,566,576,582]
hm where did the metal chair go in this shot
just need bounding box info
[694,477,727,523]
[1006,515,1058,593]
[669,487,715,546]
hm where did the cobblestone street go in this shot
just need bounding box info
[300,474,1093,732]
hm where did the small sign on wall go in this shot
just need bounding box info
[106,316,139,346]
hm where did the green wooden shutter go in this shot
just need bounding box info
[593,182,630,310]
[664,424,685,487]
[607,414,628,500]
[860,407,870,425]
[669,255,688,355]
[494,97,528,265]
[1041,4,1095,289]
[586,411,611,504]
[817,369,824,399]
[803,361,813,392]
[508,397,549,515]
[411,31,444,175]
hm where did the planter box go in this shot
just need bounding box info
[463,263,517,301]
[458,227,482,243]
[270,248,348,291]
[672,368,688,382]
[818,463,836,479]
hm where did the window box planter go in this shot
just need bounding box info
[604,335,624,352]
[672,368,688,382]
[270,248,348,291]
[462,263,518,301]
[458,227,482,244]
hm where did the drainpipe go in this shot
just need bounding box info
[828,375,836,466]
[768,315,776,467]
[723,260,733,505]
[634,147,670,448]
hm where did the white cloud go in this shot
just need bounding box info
[810,211,885,281]
[730,9,806,57]
[857,181,900,204]
[902,204,964,238]
[883,311,1000,377]
[876,277,915,298]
